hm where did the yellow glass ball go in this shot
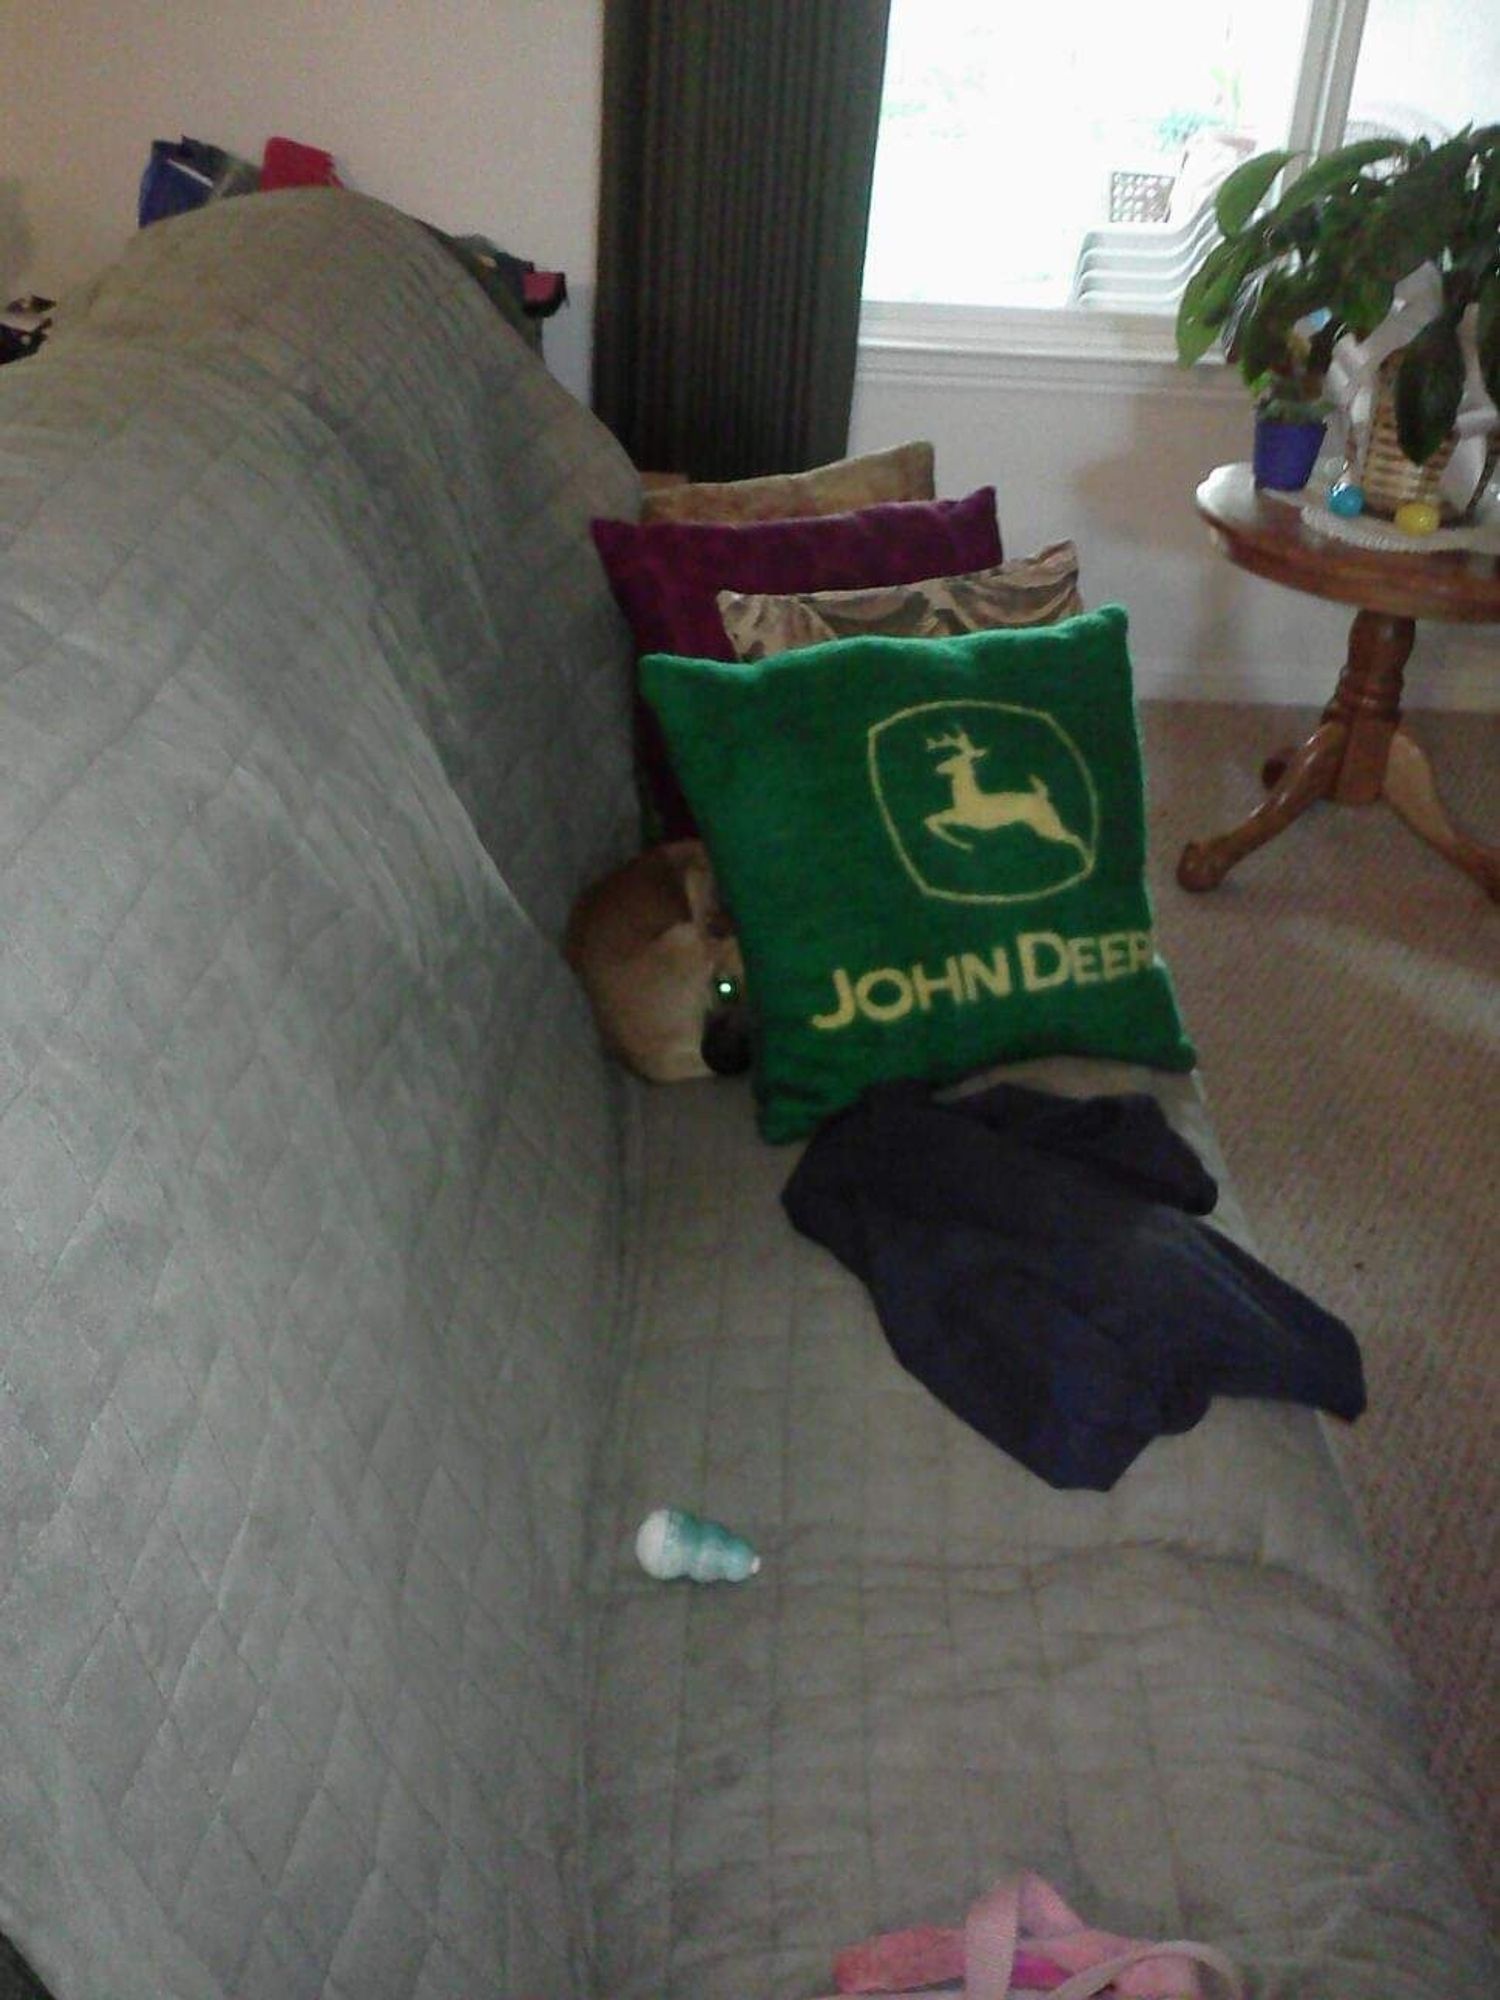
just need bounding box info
[1393,500,1441,536]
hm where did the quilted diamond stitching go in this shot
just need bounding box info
[1,190,640,1999]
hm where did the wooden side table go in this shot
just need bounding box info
[1178,463,1500,901]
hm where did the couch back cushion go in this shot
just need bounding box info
[592,489,1003,837]
[592,487,1002,664]
[58,187,642,937]
[641,608,1194,1140]
[638,439,935,522]
[0,189,632,1999]
[716,541,1083,660]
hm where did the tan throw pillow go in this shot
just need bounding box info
[639,440,935,524]
[717,541,1082,661]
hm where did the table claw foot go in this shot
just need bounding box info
[1176,721,1346,892]
[1177,838,1234,891]
[1383,730,1500,902]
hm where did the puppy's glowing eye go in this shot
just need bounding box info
[712,974,740,1004]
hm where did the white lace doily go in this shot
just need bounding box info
[1262,480,1500,557]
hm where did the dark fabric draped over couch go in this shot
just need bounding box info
[592,0,892,480]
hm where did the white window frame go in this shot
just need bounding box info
[858,0,1372,370]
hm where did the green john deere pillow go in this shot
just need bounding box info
[639,605,1194,1141]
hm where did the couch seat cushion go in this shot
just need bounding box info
[584,1064,1498,2000]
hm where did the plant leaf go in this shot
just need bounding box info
[1214,151,1295,235]
[1361,144,1472,281]
[1394,316,1466,463]
[1262,137,1407,228]
[1336,270,1395,341]
[1222,271,1268,372]
[1233,267,1321,387]
[1175,237,1259,363]
[1477,272,1500,411]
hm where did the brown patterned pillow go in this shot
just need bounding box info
[716,541,1082,661]
[639,440,935,524]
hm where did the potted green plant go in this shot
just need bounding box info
[1176,126,1500,499]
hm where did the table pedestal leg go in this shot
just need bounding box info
[1322,609,1410,802]
[1256,613,1409,794]
[1175,609,1494,895]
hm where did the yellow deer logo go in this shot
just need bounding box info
[924,727,1090,860]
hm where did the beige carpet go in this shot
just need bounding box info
[1140,698,1498,1928]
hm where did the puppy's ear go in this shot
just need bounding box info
[675,841,733,938]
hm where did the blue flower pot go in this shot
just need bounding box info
[1253,414,1327,492]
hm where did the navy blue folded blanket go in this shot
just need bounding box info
[781,1079,1365,1490]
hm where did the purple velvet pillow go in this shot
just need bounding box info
[592,487,1004,837]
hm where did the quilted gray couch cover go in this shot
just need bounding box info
[0,190,1492,2000]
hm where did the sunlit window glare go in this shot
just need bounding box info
[862,0,1309,309]
[863,0,1496,315]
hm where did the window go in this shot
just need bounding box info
[1343,0,1499,143]
[862,0,1499,323]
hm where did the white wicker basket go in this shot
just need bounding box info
[1357,356,1458,519]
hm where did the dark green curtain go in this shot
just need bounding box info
[593,0,893,480]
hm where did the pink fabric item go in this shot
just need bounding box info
[822,1874,1245,2000]
[260,137,341,190]
[591,486,1003,838]
[521,270,568,314]
[837,1926,1068,1991]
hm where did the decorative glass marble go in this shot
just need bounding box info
[1393,500,1441,536]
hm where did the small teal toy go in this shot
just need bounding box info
[635,1507,761,1582]
[1327,479,1365,517]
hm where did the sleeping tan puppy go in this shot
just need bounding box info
[564,840,751,1082]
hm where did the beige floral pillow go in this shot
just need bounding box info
[639,440,935,524]
[716,540,1082,660]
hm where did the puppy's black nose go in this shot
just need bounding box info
[701,1009,752,1076]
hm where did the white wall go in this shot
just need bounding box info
[851,341,1497,712]
[0,0,603,398]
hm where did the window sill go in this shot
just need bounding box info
[857,300,1244,400]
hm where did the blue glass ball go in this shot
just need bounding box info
[1328,480,1365,517]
